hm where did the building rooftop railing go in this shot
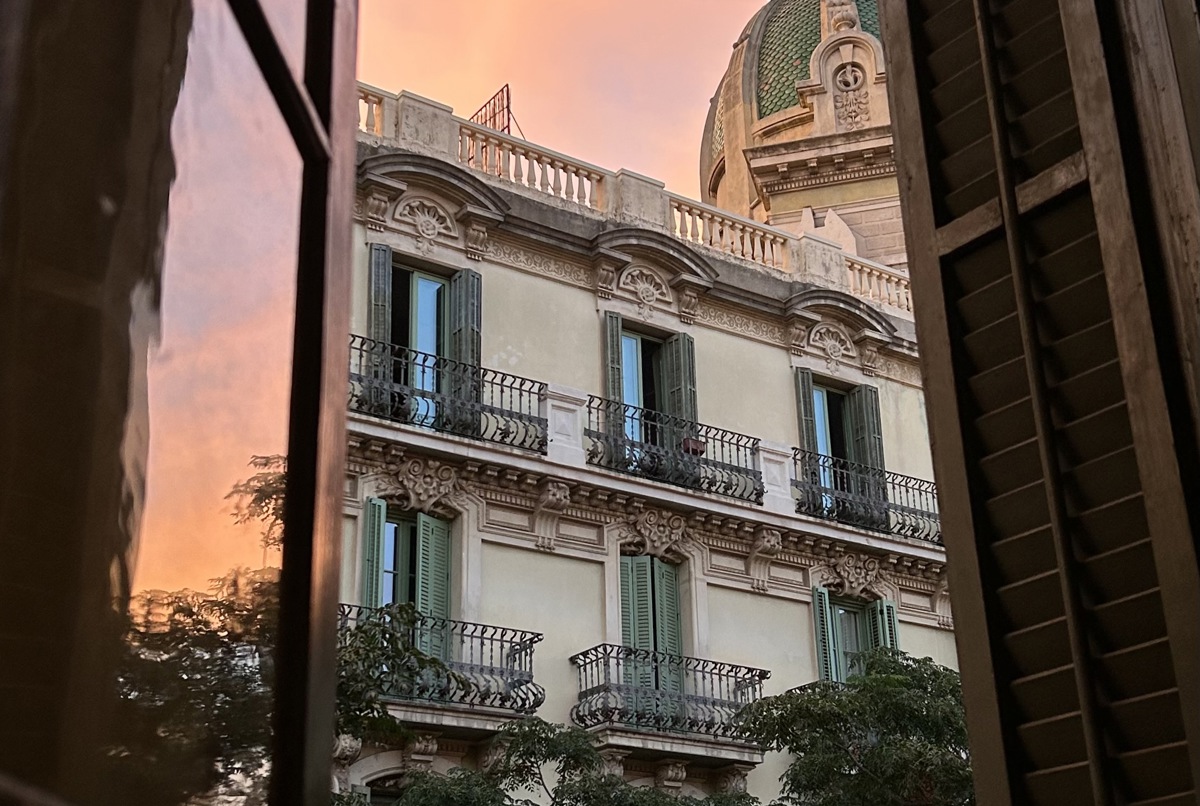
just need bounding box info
[569,643,770,741]
[348,335,548,453]
[338,604,546,714]
[584,396,765,504]
[791,448,942,544]
[354,83,914,315]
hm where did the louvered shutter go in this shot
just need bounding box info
[655,333,698,423]
[447,269,483,436]
[360,498,387,608]
[812,586,841,682]
[867,599,900,650]
[415,513,452,659]
[794,368,819,453]
[620,555,656,691]
[653,559,684,698]
[604,312,624,401]
[846,384,888,528]
[368,244,393,345]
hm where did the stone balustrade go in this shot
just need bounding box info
[846,256,913,312]
[457,120,607,210]
[669,194,789,270]
[355,83,914,317]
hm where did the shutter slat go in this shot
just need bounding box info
[368,244,393,345]
[449,269,482,366]
[361,498,387,608]
[846,384,886,469]
[813,585,840,681]
[623,555,657,692]
[653,558,684,695]
[794,368,819,453]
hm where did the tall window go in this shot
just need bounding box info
[360,498,451,622]
[605,311,697,442]
[812,586,899,682]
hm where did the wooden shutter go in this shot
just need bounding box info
[846,384,885,470]
[867,599,900,650]
[604,311,624,402]
[360,497,387,608]
[655,333,698,423]
[653,558,684,696]
[415,513,452,658]
[620,555,656,690]
[368,243,393,344]
[794,368,819,453]
[812,585,841,682]
[448,268,482,366]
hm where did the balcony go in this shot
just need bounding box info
[568,643,769,741]
[348,335,548,453]
[791,449,942,544]
[337,604,546,715]
[584,397,765,504]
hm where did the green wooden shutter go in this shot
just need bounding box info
[361,498,387,608]
[655,333,698,423]
[846,384,886,470]
[415,513,452,658]
[812,585,841,682]
[620,555,656,691]
[652,559,684,697]
[794,368,819,453]
[368,244,393,344]
[604,312,624,402]
[448,268,482,366]
[867,599,900,650]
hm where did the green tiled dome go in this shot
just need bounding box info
[754,0,882,120]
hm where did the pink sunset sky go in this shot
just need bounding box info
[357,0,767,200]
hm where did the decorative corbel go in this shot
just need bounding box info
[533,478,570,551]
[783,305,821,356]
[455,203,504,260]
[356,171,407,231]
[591,247,630,300]
[746,526,782,592]
[654,759,689,792]
[669,274,712,326]
[852,329,890,376]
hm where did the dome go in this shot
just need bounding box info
[700,0,890,209]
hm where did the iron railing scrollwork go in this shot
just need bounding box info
[568,643,770,740]
[338,604,546,713]
[791,449,941,544]
[584,397,765,504]
[348,335,548,453]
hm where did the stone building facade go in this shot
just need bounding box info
[336,2,953,801]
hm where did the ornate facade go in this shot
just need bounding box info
[338,5,953,800]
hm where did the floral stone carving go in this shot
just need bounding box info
[813,551,884,598]
[396,196,457,254]
[618,508,693,560]
[533,478,570,552]
[808,321,858,371]
[617,266,672,318]
[377,457,463,513]
[745,526,782,593]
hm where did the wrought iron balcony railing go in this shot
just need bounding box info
[584,397,765,504]
[337,604,546,714]
[348,335,548,453]
[568,643,770,740]
[791,449,941,544]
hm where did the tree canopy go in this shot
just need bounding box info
[738,648,973,806]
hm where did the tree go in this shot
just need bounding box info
[391,718,759,806]
[225,454,288,551]
[738,648,973,806]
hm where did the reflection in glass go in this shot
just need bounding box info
[105,1,301,802]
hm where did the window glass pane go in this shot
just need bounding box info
[119,2,300,802]
[621,334,641,407]
[413,275,444,356]
[813,387,832,455]
[259,0,307,81]
[383,522,397,571]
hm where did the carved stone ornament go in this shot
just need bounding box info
[861,345,882,376]
[934,574,953,628]
[678,288,700,325]
[331,734,363,793]
[533,478,571,552]
[465,221,489,260]
[396,196,457,254]
[377,457,463,513]
[405,733,439,770]
[787,321,809,356]
[828,0,860,31]
[813,552,884,598]
[595,259,619,299]
[808,321,858,371]
[599,749,630,777]
[655,759,689,791]
[618,265,672,318]
[618,508,693,560]
[745,526,782,593]
[715,764,753,795]
[357,172,406,231]
[833,63,870,132]
[479,737,510,773]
